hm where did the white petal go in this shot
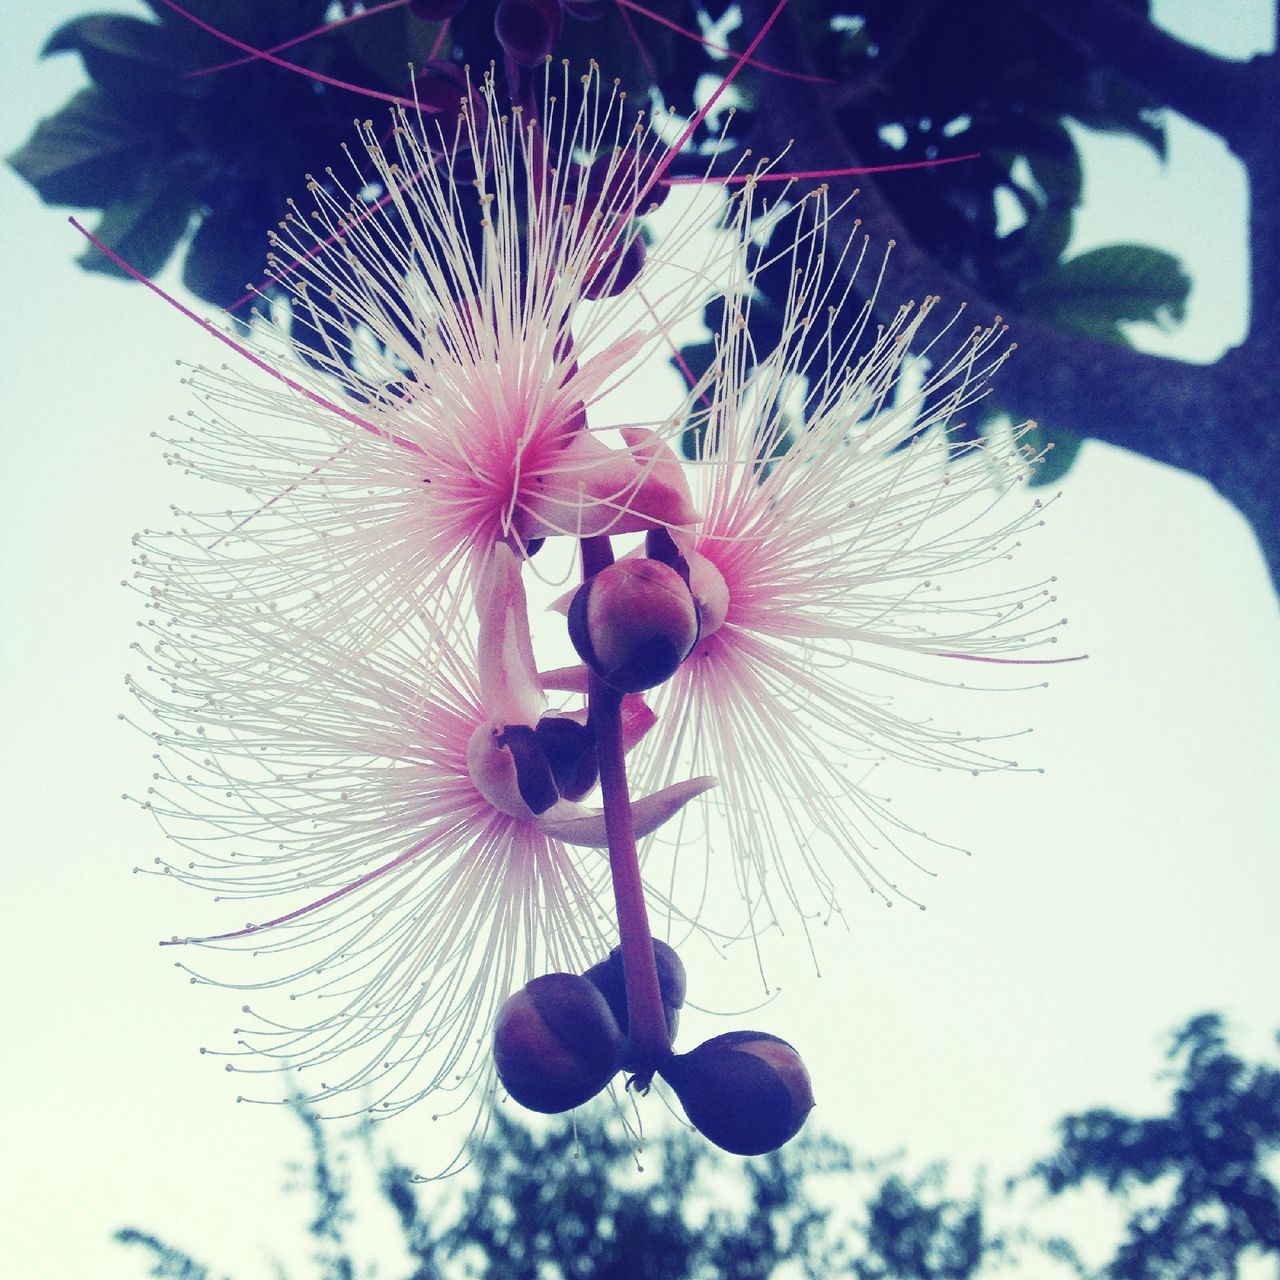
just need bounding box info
[540,776,717,847]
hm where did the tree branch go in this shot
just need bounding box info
[1018,0,1272,156]
[738,0,1280,593]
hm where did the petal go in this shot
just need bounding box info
[619,692,658,751]
[475,543,544,725]
[619,427,696,519]
[571,333,648,404]
[539,775,717,847]
[516,431,700,541]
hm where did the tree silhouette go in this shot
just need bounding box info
[114,1014,1280,1279]
[1030,1012,1280,1280]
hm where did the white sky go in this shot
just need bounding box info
[1,3,1277,1278]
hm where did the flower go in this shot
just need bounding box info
[130,543,709,1160]
[155,63,723,650]
[124,54,1069,1150]
[634,190,1067,966]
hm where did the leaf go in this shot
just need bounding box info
[1015,116,1083,212]
[1025,424,1085,489]
[182,203,269,311]
[1071,72,1167,160]
[139,0,256,32]
[78,166,195,279]
[6,87,156,207]
[43,14,181,102]
[1019,244,1190,331]
[1006,207,1074,276]
[343,7,444,91]
[674,340,716,459]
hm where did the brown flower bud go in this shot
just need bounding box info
[494,0,562,67]
[493,973,625,1114]
[660,1031,814,1156]
[568,560,699,694]
[583,940,686,1068]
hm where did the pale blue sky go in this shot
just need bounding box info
[2,4,1277,1278]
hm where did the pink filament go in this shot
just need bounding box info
[160,832,437,945]
[153,0,418,106]
[182,0,411,79]
[615,0,833,85]
[937,651,1088,665]
[69,217,424,456]
[664,152,983,186]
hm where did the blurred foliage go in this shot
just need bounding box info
[1030,1012,1280,1280]
[116,1105,1010,1280]
[9,0,1193,481]
[115,1014,1280,1280]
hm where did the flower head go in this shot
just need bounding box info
[124,56,1072,1154]
[157,64,720,645]
[635,190,1067,964]
[130,542,709,1162]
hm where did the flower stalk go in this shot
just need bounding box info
[582,534,671,1078]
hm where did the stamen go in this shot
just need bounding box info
[152,0,419,106]
[615,0,835,85]
[182,0,412,79]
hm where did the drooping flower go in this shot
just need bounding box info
[151,63,727,649]
[119,26,1073,1153]
[633,189,1069,965]
[129,542,710,1157]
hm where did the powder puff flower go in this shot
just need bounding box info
[635,191,1069,963]
[128,542,710,1156]
[150,64,734,649]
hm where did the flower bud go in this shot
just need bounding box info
[468,715,601,817]
[493,973,625,1114]
[467,720,557,818]
[644,528,728,639]
[568,560,699,694]
[494,0,561,66]
[583,940,686,1066]
[660,1031,814,1156]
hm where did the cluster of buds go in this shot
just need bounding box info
[491,535,813,1155]
[495,942,814,1156]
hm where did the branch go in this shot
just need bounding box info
[834,0,939,108]
[1019,0,1272,155]
[737,0,1280,593]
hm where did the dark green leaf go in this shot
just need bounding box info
[1010,207,1075,275]
[182,204,268,311]
[554,4,679,105]
[1025,424,1085,488]
[1016,116,1083,212]
[6,87,157,207]
[139,0,256,33]
[1070,72,1167,160]
[78,166,195,279]
[1020,244,1190,330]
[674,340,716,458]
[43,14,182,101]
[343,8,444,91]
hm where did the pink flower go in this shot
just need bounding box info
[160,66,715,647]
[634,193,1068,964]
[131,544,710,1153]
